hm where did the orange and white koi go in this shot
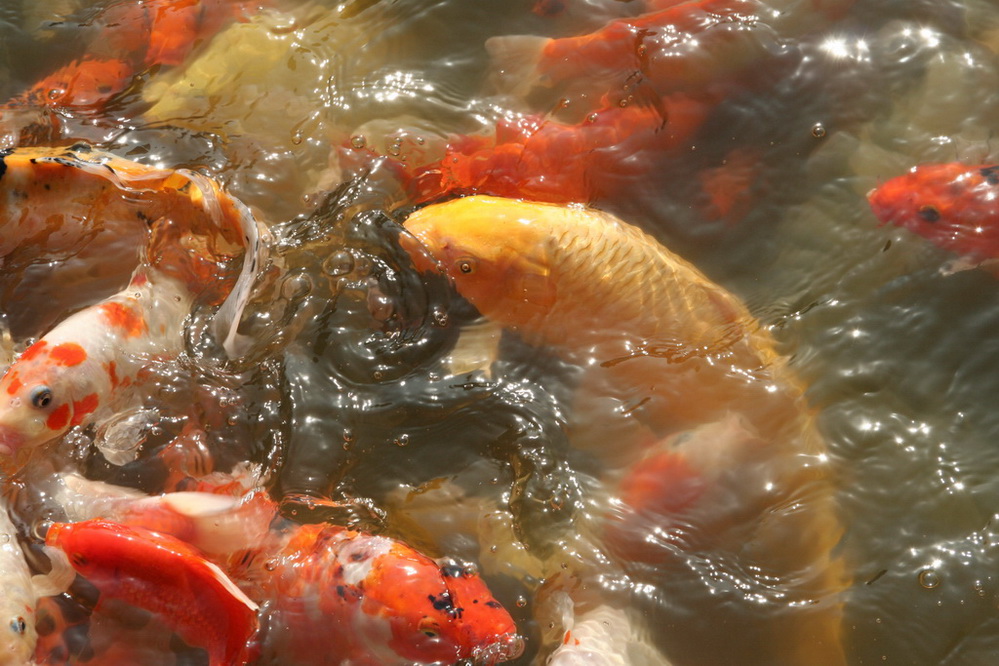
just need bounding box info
[867,162,999,271]
[45,518,259,666]
[0,146,265,469]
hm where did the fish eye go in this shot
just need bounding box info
[456,257,477,275]
[917,205,941,223]
[9,616,25,635]
[29,386,53,409]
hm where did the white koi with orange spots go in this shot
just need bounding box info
[0,270,191,467]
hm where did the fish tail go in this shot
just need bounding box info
[484,34,551,97]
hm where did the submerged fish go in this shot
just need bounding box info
[403,195,847,665]
[407,95,709,205]
[45,518,259,666]
[5,0,262,114]
[0,145,265,469]
[867,162,999,270]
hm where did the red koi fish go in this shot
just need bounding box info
[486,0,777,99]
[45,518,259,666]
[867,163,999,268]
[6,0,263,114]
[0,146,264,468]
[403,94,710,204]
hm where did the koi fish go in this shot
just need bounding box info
[402,195,797,433]
[402,195,848,665]
[486,0,778,99]
[406,94,710,205]
[0,503,35,666]
[44,518,259,666]
[867,163,999,269]
[0,145,265,469]
[53,475,524,665]
[488,0,856,99]
[5,0,263,115]
[239,521,523,666]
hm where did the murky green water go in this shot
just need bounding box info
[4,0,999,664]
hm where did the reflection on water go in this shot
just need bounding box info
[4,0,999,663]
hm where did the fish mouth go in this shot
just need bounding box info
[398,226,447,276]
[472,633,525,664]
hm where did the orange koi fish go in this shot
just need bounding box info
[6,0,262,114]
[0,146,264,469]
[403,195,847,665]
[403,195,795,433]
[45,518,259,666]
[405,95,709,205]
[867,163,999,269]
[242,522,523,666]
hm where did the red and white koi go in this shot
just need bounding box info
[53,474,524,665]
[0,145,266,469]
[45,518,260,666]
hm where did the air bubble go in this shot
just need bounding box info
[918,569,940,589]
[811,123,826,138]
[350,135,367,149]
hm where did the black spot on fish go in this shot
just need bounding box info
[980,165,999,186]
[917,205,941,223]
[336,585,346,598]
[440,563,464,578]
[428,592,457,616]
[50,157,79,168]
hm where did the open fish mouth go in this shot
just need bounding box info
[472,632,526,664]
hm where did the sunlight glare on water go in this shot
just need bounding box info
[3,0,999,664]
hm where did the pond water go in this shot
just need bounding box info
[3,0,999,664]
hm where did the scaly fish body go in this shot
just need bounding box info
[867,162,999,265]
[403,195,797,434]
[45,518,259,666]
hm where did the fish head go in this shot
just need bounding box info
[868,163,999,258]
[359,543,522,664]
[403,196,558,329]
[0,340,100,464]
[0,609,34,666]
